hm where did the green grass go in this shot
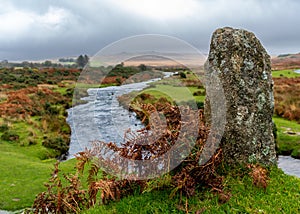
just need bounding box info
[139,74,205,104]
[0,141,77,211]
[74,83,118,90]
[54,85,69,95]
[0,118,58,160]
[272,69,300,78]
[273,116,300,157]
[142,85,203,103]
[84,167,300,214]
[119,74,205,110]
[0,148,55,210]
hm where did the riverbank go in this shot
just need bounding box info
[67,69,300,177]
[83,167,300,213]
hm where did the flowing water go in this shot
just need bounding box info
[67,73,173,159]
[278,155,300,177]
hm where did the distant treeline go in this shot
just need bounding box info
[0,54,90,69]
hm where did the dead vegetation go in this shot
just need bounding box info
[274,77,300,123]
[248,164,269,190]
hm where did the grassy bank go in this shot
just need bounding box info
[83,167,300,214]
[118,71,205,110]
[272,69,300,78]
[274,117,300,158]
[0,88,76,210]
[0,150,76,210]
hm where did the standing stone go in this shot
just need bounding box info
[204,27,277,166]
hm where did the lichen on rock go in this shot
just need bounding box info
[204,27,277,166]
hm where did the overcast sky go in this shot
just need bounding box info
[0,0,299,61]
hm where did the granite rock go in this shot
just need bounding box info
[204,27,277,166]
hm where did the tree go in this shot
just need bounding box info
[138,64,147,71]
[1,60,8,64]
[76,54,89,68]
[44,60,52,67]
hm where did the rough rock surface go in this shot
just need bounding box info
[205,27,277,166]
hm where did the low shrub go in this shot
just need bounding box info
[0,123,9,132]
[28,137,38,146]
[42,136,69,154]
[1,130,19,141]
[179,72,187,78]
[291,147,300,159]
[193,90,206,96]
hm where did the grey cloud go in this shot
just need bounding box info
[0,0,299,60]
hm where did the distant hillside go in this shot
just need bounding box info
[272,53,300,70]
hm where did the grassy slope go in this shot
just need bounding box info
[273,116,300,157]
[84,168,300,214]
[135,72,205,104]
[272,69,300,78]
[0,146,76,210]
[142,84,205,103]
[0,114,77,210]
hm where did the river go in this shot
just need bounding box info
[67,73,175,159]
[66,75,300,178]
[278,155,300,177]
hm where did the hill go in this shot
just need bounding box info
[272,53,300,70]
